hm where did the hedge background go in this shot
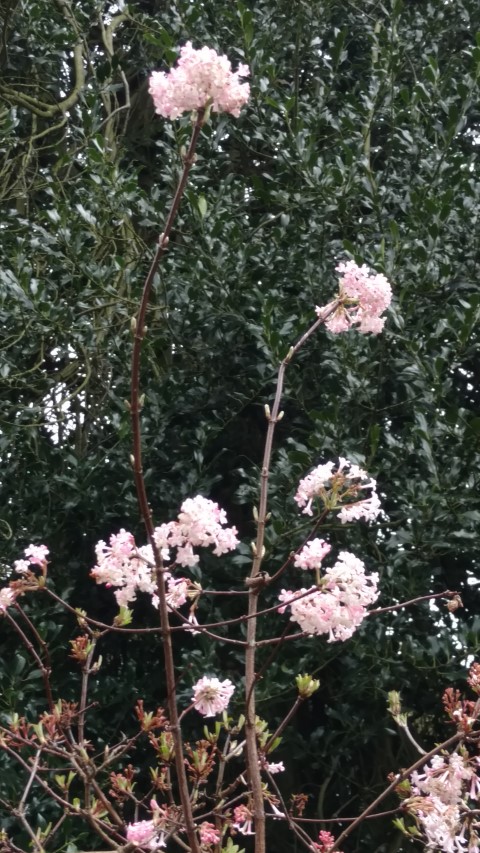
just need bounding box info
[1,1,479,850]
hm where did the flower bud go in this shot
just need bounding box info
[387,690,408,726]
[446,594,463,612]
[75,609,88,628]
[114,607,133,628]
[91,655,103,674]
[296,674,320,698]
[388,690,402,717]
[32,722,46,744]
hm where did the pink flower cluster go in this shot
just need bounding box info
[412,753,478,805]
[279,551,379,642]
[91,497,238,607]
[1,543,51,615]
[199,822,221,845]
[316,260,392,334]
[192,676,235,717]
[149,42,250,120]
[126,801,172,850]
[295,457,382,524]
[154,496,239,568]
[408,752,480,853]
[0,587,15,614]
[294,538,331,570]
[312,830,344,853]
[14,543,49,574]
[126,819,164,850]
[233,804,255,835]
[90,529,159,607]
[261,759,285,774]
[126,808,221,848]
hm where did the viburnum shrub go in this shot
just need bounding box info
[0,41,471,853]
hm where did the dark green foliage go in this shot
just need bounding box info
[1,0,480,850]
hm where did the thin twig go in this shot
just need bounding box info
[78,638,97,746]
[5,607,54,712]
[264,769,313,851]
[264,696,303,755]
[368,589,457,617]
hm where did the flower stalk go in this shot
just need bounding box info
[245,301,340,853]
[129,110,206,853]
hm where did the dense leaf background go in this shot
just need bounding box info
[1,0,479,850]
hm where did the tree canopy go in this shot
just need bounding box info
[1,0,480,850]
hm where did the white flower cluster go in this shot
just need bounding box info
[295,457,383,524]
[279,551,379,642]
[154,495,239,568]
[294,538,331,570]
[408,753,480,853]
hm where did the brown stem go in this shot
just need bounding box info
[264,696,303,755]
[245,589,271,852]
[96,732,143,772]
[287,808,401,823]
[214,733,230,800]
[13,809,43,853]
[130,110,206,853]
[368,589,458,617]
[268,508,330,586]
[78,639,97,747]
[245,302,340,853]
[44,583,302,636]
[249,301,339,588]
[1,742,74,812]
[153,557,216,853]
[42,811,68,849]
[89,776,125,829]
[66,748,124,830]
[6,607,54,712]
[130,110,204,549]
[14,601,53,676]
[264,769,314,851]
[250,308,336,582]
[252,621,298,693]
[81,811,124,849]
[14,748,45,852]
[256,630,306,647]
